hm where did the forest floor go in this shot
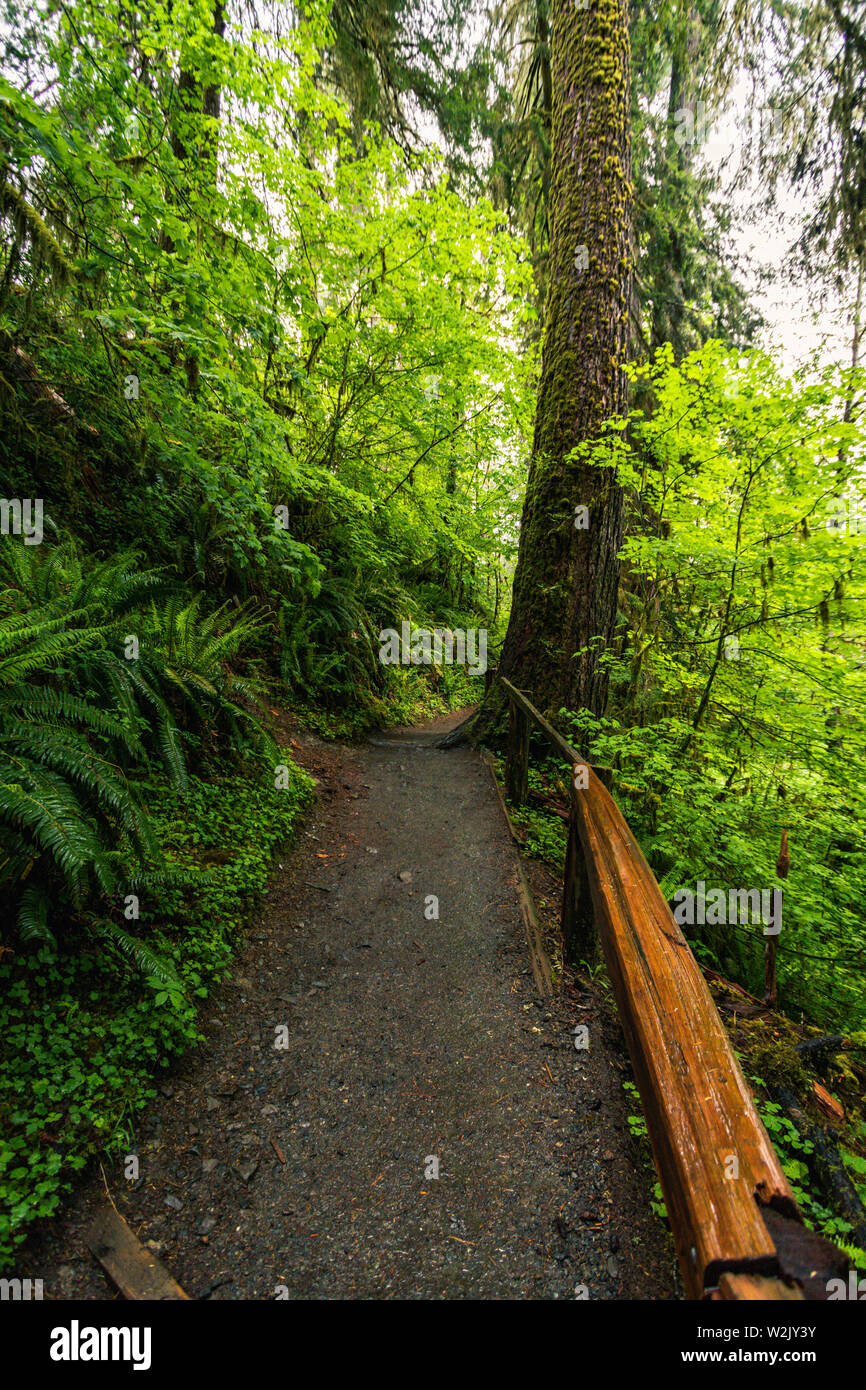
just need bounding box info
[24,710,678,1300]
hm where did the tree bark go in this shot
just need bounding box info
[467,0,632,739]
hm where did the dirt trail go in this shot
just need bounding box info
[27,713,677,1300]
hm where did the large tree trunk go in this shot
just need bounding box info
[464,0,632,741]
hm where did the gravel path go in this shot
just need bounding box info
[25,716,678,1300]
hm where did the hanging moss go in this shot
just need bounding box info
[0,181,75,288]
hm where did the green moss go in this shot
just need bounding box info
[749,1039,812,1094]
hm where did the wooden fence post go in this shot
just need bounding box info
[764,829,789,1008]
[506,698,529,806]
[562,794,596,964]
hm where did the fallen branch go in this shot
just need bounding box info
[528,788,569,822]
[795,1034,848,1061]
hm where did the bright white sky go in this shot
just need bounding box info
[703,75,854,374]
[746,221,850,373]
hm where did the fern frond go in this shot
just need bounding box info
[16,881,55,945]
[90,917,184,992]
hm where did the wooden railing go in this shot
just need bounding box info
[499,675,845,1301]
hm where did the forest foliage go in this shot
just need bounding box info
[0,0,533,1263]
[1,0,866,1269]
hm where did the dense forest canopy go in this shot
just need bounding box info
[2,0,866,1279]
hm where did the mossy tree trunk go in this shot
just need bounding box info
[473,0,633,736]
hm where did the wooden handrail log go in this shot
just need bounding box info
[499,677,581,766]
[495,675,836,1300]
[575,766,799,1296]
